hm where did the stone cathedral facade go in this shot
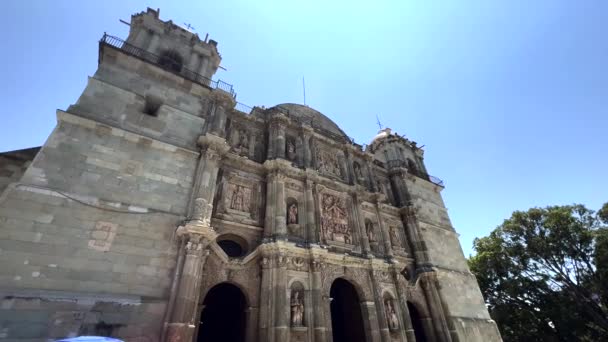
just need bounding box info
[0,8,501,342]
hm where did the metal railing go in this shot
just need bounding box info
[385,159,445,187]
[99,33,236,99]
[234,102,253,114]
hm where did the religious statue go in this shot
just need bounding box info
[286,139,296,161]
[385,299,399,330]
[229,185,249,212]
[288,203,298,224]
[365,221,375,242]
[354,162,364,181]
[232,129,249,155]
[320,194,351,244]
[291,290,304,326]
[390,226,401,248]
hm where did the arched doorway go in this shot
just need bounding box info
[407,301,428,342]
[330,278,367,342]
[197,283,247,342]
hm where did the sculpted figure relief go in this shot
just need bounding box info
[290,290,304,326]
[286,138,296,161]
[316,146,342,178]
[228,184,251,212]
[320,193,351,244]
[390,226,401,248]
[385,299,399,330]
[365,221,376,242]
[288,203,298,224]
[231,129,249,155]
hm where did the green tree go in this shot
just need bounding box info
[469,203,608,341]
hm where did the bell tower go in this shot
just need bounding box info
[125,8,222,80]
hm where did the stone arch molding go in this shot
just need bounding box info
[322,271,373,303]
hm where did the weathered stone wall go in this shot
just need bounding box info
[0,147,39,196]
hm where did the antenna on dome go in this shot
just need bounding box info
[376,114,384,130]
[302,77,307,106]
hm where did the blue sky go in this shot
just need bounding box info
[2,1,607,256]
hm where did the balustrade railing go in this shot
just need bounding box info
[99,33,236,99]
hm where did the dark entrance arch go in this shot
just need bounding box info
[407,301,428,342]
[197,283,247,342]
[330,278,367,342]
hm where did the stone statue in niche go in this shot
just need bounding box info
[288,203,298,224]
[353,162,365,183]
[320,193,351,244]
[228,184,251,212]
[390,226,401,248]
[286,138,296,161]
[291,290,304,326]
[365,221,375,242]
[385,299,399,330]
[232,129,249,155]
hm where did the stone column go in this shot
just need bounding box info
[311,259,328,342]
[361,300,382,342]
[370,272,391,342]
[365,156,378,192]
[302,128,313,168]
[345,151,355,185]
[188,53,200,72]
[375,203,393,258]
[259,256,274,341]
[273,255,290,341]
[392,271,415,342]
[304,179,317,243]
[276,123,286,160]
[352,193,371,254]
[264,173,276,238]
[421,273,452,342]
[199,57,209,78]
[165,231,215,342]
[246,306,259,342]
[209,89,236,138]
[275,175,287,237]
[400,205,430,267]
[147,31,160,53]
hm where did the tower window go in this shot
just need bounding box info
[143,95,162,116]
[158,49,183,73]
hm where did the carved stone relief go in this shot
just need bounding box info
[365,220,376,243]
[384,298,399,331]
[389,226,402,248]
[290,290,305,327]
[230,127,250,156]
[288,203,298,224]
[228,184,251,212]
[315,145,342,178]
[320,193,351,244]
[286,137,297,162]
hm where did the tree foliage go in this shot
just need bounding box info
[469,203,608,341]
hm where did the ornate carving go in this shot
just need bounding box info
[365,221,376,242]
[227,184,251,212]
[288,203,298,224]
[192,197,212,226]
[316,146,342,178]
[320,193,351,244]
[384,299,399,331]
[404,205,419,221]
[390,226,402,248]
[231,128,250,155]
[290,290,305,327]
[286,137,296,161]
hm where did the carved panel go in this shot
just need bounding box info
[315,145,342,178]
[320,193,351,245]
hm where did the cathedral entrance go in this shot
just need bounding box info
[407,301,428,342]
[197,283,247,342]
[330,278,367,342]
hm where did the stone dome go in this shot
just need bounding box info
[274,103,348,139]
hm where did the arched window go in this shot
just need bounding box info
[407,158,418,176]
[217,234,248,258]
[158,49,183,73]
